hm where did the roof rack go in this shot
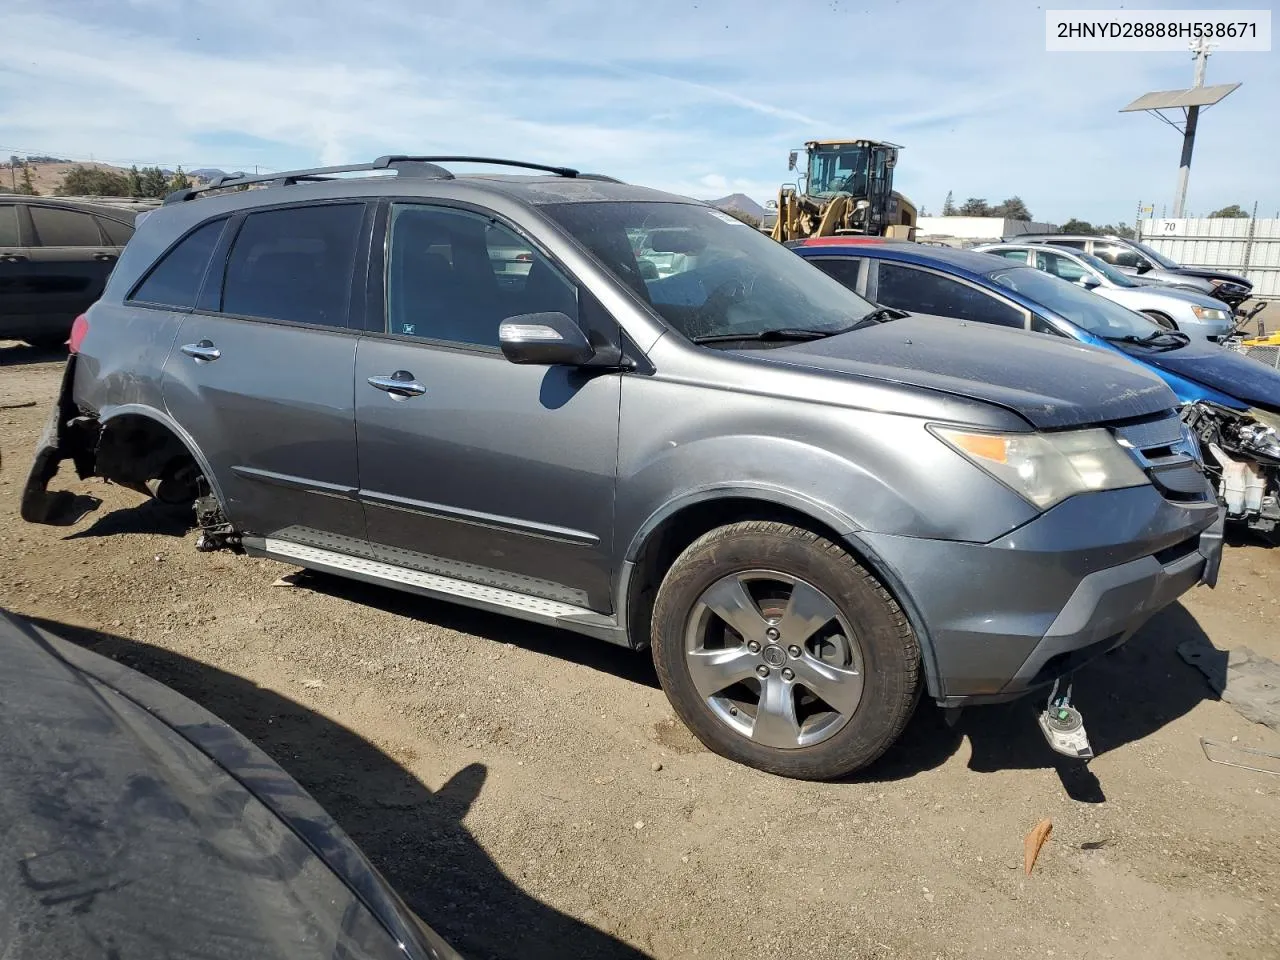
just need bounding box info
[164,155,621,204]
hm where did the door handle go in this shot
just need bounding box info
[93,253,117,262]
[180,340,221,363]
[0,254,26,263]
[367,371,427,399]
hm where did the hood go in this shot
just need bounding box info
[0,610,457,960]
[755,313,1177,429]
[1171,266,1252,290]
[1119,340,1280,413]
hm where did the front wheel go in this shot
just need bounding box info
[651,521,921,780]
[1141,310,1177,330]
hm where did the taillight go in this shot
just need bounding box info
[69,313,89,353]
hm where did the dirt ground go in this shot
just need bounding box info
[3,342,1279,960]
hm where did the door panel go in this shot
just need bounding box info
[355,339,620,610]
[0,202,36,336]
[25,205,117,326]
[163,317,364,543]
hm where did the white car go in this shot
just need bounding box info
[975,243,1235,341]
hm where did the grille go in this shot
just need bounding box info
[1112,412,1211,503]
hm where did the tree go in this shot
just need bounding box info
[991,196,1033,221]
[17,162,37,195]
[1207,204,1248,219]
[140,166,169,198]
[56,164,131,196]
[127,165,144,198]
[721,207,760,229]
[958,197,991,217]
[168,166,192,192]
[942,190,956,216]
[1059,217,1094,234]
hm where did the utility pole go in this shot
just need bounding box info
[1172,38,1213,217]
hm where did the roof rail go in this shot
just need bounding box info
[163,155,614,204]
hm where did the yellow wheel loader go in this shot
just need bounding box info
[769,139,917,243]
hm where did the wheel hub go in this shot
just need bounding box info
[761,644,786,667]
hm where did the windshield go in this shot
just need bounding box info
[542,201,879,343]
[807,146,869,197]
[1076,250,1140,287]
[1131,240,1179,269]
[989,266,1167,340]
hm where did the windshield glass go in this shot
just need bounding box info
[989,266,1167,340]
[542,201,879,342]
[1131,240,1179,269]
[807,146,869,197]
[1076,250,1140,287]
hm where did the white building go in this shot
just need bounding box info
[915,216,1058,245]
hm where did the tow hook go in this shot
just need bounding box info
[1037,677,1093,760]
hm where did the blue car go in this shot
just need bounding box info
[790,239,1280,534]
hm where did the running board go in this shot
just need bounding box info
[244,537,628,646]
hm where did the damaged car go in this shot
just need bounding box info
[24,156,1225,779]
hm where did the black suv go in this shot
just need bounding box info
[0,195,157,347]
[1009,233,1253,309]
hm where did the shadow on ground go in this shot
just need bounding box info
[32,615,652,960]
[864,602,1219,801]
[62,498,191,540]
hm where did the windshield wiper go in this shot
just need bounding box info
[1106,330,1191,350]
[691,327,845,344]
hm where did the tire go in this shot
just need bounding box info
[24,332,69,351]
[651,520,920,780]
[1141,310,1177,330]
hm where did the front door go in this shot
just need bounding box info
[355,202,620,612]
[162,202,369,546]
[0,201,35,338]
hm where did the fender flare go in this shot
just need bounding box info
[98,402,230,511]
[617,483,942,698]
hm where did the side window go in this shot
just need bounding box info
[875,262,1026,328]
[1050,239,1087,250]
[129,219,225,309]
[386,204,577,347]
[221,204,363,327]
[1035,251,1088,282]
[810,256,864,291]
[0,204,18,246]
[1031,314,1064,336]
[29,206,104,247]
[1090,242,1142,268]
[96,216,135,246]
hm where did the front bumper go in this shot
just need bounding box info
[859,485,1223,706]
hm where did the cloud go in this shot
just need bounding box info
[0,0,1275,222]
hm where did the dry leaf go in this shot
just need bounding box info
[1024,817,1053,875]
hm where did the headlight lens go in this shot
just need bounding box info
[931,426,1149,509]
[1191,305,1230,321]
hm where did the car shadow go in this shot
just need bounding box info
[30,616,652,960]
[861,602,1219,802]
[0,342,67,367]
[62,498,191,539]
[301,569,663,690]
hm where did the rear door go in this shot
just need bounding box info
[354,201,621,612]
[161,201,371,546]
[868,260,1031,330]
[25,203,119,328]
[0,201,35,336]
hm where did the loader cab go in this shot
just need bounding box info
[790,140,900,233]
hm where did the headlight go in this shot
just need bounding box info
[1191,305,1230,321]
[1249,407,1280,433]
[931,426,1149,509]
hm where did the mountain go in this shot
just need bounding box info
[189,168,229,180]
[710,193,765,220]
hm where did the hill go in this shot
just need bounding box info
[710,193,765,220]
[0,160,217,196]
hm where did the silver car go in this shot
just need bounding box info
[976,243,1234,341]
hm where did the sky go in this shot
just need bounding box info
[1,0,1276,225]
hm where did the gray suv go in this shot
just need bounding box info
[23,156,1224,780]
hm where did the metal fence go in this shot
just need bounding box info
[1138,215,1280,299]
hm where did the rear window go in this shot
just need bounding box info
[220,204,363,328]
[29,205,104,247]
[130,219,225,309]
[96,216,135,246]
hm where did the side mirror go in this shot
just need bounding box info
[499,312,595,366]
[1079,275,1101,290]
[1133,260,1152,274]
[787,150,798,171]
